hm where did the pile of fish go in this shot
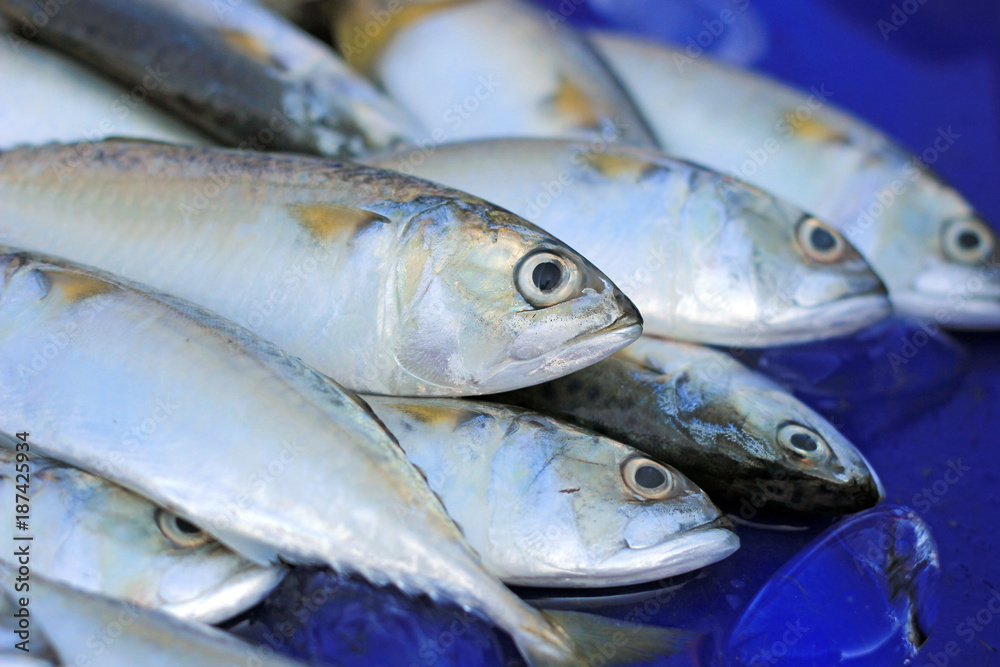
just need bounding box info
[0,0,990,664]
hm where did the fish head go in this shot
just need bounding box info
[712,372,885,515]
[620,337,884,515]
[496,415,737,587]
[692,176,889,346]
[870,174,1000,327]
[391,198,642,394]
[720,180,890,345]
[25,458,284,623]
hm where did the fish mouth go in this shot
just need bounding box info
[892,288,1000,329]
[479,312,642,394]
[760,293,892,346]
[768,463,885,515]
[543,315,643,376]
[510,518,739,589]
[159,565,286,624]
[567,307,643,349]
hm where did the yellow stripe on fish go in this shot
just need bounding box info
[288,202,391,241]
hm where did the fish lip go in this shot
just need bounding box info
[766,466,885,515]
[504,526,739,588]
[854,444,886,504]
[697,513,735,532]
[891,288,1000,328]
[590,525,740,588]
[159,566,286,624]
[584,319,643,354]
[473,319,641,394]
[759,293,892,345]
[567,306,643,346]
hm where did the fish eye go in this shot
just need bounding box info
[621,456,676,500]
[515,250,583,309]
[796,216,847,263]
[941,217,995,264]
[155,509,212,548]
[777,423,831,463]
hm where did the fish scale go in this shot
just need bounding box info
[0,140,641,396]
[368,138,891,346]
[590,31,1000,328]
[0,441,285,623]
[0,249,694,666]
[495,335,885,515]
[0,0,423,157]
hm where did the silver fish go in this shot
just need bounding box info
[0,0,422,157]
[0,141,640,396]
[331,0,658,146]
[0,440,283,622]
[366,397,739,587]
[370,138,890,346]
[0,17,207,149]
[495,335,885,516]
[591,31,1000,328]
[0,566,306,667]
[0,249,690,666]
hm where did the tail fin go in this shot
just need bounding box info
[519,609,700,667]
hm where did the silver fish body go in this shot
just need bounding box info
[0,250,688,666]
[0,17,207,149]
[0,567,306,667]
[370,138,890,346]
[591,31,1000,328]
[0,441,284,622]
[0,141,640,396]
[0,0,422,158]
[496,335,885,515]
[366,397,739,587]
[332,0,658,147]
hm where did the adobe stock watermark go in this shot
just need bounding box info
[337,0,405,62]
[732,84,834,181]
[204,438,305,535]
[747,620,810,665]
[13,290,116,384]
[670,0,753,71]
[736,469,795,521]
[886,257,999,373]
[408,608,482,667]
[45,64,175,179]
[385,75,503,177]
[178,108,291,218]
[583,578,694,667]
[241,575,344,667]
[878,0,932,40]
[69,600,142,667]
[544,0,587,30]
[910,459,969,514]
[841,126,961,243]
[515,115,633,220]
[242,242,336,330]
[3,0,71,54]
[85,395,183,484]
[921,588,1000,667]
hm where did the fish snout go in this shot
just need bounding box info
[609,277,644,327]
[903,261,1000,327]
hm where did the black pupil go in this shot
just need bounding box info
[174,517,201,535]
[958,231,981,250]
[532,261,563,292]
[634,465,666,490]
[810,227,837,252]
[790,432,818,452]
